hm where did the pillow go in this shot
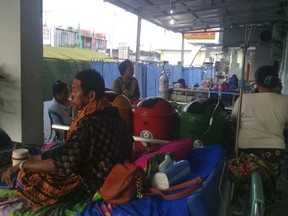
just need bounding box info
[133,138,193,169]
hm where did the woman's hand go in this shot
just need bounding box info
[1,164,19,188]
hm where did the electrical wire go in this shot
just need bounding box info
[200,89,221,141]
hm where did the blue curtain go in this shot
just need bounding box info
[102,62,119,89]
[183,67,203,87]
[90,61,103,75]
[135,63,147,99]
[91,62,215,97]
[170,66,182,85]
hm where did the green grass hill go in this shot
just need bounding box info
[43,46,116,62]
[43,46,117,100]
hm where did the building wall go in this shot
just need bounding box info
[223,27,274,77]
[51,28,107,52]
[160,50,204,66]
[0,0,43,144]
[0,0,22,141]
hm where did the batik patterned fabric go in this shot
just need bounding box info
[14,106,133,207]
[0,188,88,216]
[53,106,134,197]
[16,169,84,207]
[66,97,111,140]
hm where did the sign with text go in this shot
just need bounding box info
[43,27,51,45]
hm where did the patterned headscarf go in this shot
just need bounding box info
[66,97,111,139]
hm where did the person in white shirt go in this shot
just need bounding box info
[231,65,288,199]
[48,80,72,126]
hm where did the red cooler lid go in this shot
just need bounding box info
[134,97,176,116]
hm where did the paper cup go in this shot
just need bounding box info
[12,149,30,166]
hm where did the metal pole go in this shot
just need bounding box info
[231,26,253,202]
[234,44,248,156]
[181,33,185,77]
[135,9,142,77]
[234,25,253,157]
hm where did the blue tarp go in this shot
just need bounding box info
[80,145,226,216]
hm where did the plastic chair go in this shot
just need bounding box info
[48,109,65,141]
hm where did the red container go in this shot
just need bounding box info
[133,97,177,153]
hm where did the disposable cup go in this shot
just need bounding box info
[12,149,29,166]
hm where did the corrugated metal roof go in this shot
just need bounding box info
[104,0,288,33]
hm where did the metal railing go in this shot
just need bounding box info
[249,172,265,216]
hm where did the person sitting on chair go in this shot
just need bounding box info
[1,69,134,206]
[48,80,72,126]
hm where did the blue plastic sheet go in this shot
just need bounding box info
[80,145,226,216]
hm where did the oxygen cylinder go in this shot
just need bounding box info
[159,71,170,100]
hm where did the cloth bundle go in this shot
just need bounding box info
[151,155,191,190]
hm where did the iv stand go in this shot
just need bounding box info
[234,25,253,156]
[230,25,254,202]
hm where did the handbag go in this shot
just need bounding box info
[99,161,145,205]
[99,161,203,205]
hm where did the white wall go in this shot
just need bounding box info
[0,0,43,144]
[223,27,274,76]
[280,37,288,95]
[160,49,217,67]
[160,50,194,66]
[0,0,22,142]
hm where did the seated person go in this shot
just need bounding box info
[231,65,288,200]
[112,59,140,104]
[173,78,186,88]
[48,80,72,125]
[1,69,134,206]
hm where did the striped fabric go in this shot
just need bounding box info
[16,169,83,207]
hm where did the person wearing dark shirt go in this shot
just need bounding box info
[1,69,134,206]
[112,59,140,104]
